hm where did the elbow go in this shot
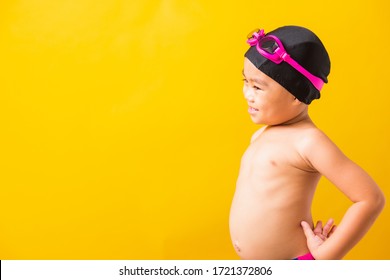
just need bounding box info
[357,188,386,217]
[377,190,386,213]
[371,189,386,216]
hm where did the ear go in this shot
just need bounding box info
[292,97,303,105]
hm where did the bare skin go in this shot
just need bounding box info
[229,58,385,259]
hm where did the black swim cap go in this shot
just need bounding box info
[245,26,330,104]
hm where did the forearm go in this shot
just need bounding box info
[315,198,384,259]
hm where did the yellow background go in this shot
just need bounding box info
[0,0,389,259]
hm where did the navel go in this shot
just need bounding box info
[233,241,241,252]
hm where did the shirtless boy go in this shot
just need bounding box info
[229,26,385,260]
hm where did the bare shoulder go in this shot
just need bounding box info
[296,127,334,151]
[250,125,267,143]
[295,126,349,172]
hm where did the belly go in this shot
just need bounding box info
[229,186,312,259]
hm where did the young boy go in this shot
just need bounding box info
[229,26,385,260]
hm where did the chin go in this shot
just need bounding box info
[250,116,271,125]
[252,114,294,125]
[250,117,263,125]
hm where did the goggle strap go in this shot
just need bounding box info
[283,55,324,91]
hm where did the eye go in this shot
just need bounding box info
[253,85,262,91]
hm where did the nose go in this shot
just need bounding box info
[243,86,255,102]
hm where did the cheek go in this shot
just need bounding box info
[255,94,284,117]
[254,92,272,107]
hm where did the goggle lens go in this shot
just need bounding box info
[260,38,278,54]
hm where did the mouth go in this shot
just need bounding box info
[248,106,259,113]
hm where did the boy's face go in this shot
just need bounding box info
[243,58,307,125]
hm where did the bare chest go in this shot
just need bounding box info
[240,138,303,177]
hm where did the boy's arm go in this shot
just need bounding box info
[299,129,385,260]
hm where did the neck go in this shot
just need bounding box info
[277,107,311,126]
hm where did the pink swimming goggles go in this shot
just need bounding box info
[247,29,324,91]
